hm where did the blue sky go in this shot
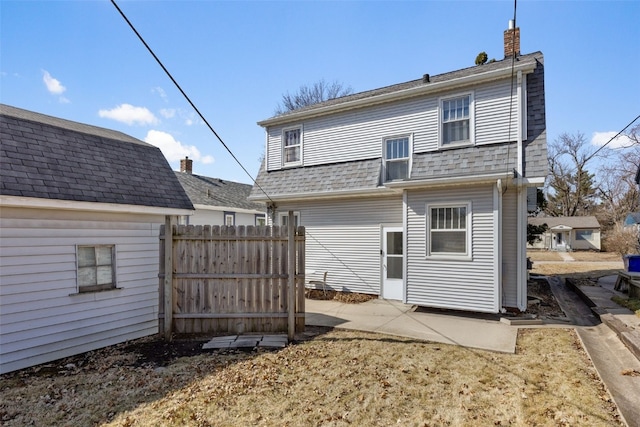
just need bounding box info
[1,0,639,184]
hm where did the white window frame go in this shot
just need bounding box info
[282,125,303,167]
[278,211,300,227]
[426,202,472,260]
[76,244,117,293]
[382,134,412,182]
[255,214,266,226]
[439,92,474,148]
[575,230,593,241]
[224,211,236,226]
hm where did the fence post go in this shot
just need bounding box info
[288,210,295,341]
[164,215,174,341]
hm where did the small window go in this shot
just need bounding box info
[177,215,189,226]
[224,212,235,226]
[77,245,116,293]
[278,212,300,227]
[255,214,267,226]
[427,204,470,257]
[283,126,302,166]
[576,230,593,241]
[384,136,410,181]
[441,94,472,146]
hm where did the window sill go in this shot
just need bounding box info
[69,287,123,296]
[282,162,302,169]
[426,255,472,262]
[438,141,473,150]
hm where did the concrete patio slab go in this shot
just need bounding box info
[305,298,518,353]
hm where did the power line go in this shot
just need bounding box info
[110,0,275,205]
[590,114,640,158]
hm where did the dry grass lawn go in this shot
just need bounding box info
[0,329,621,427]
[529,251,623,279]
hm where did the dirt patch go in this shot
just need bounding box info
[306,289,378,303]
[527,250,564,262]
[526,277,565,318]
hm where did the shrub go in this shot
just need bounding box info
[602,223,639,256]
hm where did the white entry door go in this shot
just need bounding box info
[382,227,403,300]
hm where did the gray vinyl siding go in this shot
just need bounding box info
[405,185,499,313]
[475,80,519,145]
[266,79,520,171]
[276,196,402,295]
[0,207,163,374]
[501,188,518,308]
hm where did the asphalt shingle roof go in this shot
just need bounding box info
[174,171,265,212]
[251,158,382,199]
[0,104,193,210]
[528,216,600,229]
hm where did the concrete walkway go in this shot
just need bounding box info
[305,298,518,353]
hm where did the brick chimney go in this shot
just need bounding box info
[504,19,520,58]
[180,156,193,174]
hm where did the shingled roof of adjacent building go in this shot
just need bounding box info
[528,216,601,229]
[0,104,194,210]
[174,171,265,212]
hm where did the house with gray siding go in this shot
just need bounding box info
[249,23,547,313]
[174,157,266,226]
[0,104,194,373]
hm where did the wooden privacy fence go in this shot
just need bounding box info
[159,224,305,338]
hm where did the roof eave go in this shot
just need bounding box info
[257,61,538,127]
[1,195,195,216]
[248,186,399,202]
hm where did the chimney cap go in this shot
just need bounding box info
[508,19,514,30]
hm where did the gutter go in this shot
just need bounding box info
[258,61,538,127]
[1,195,195,216]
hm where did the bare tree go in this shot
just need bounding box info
[545,132,599,217]
[275,79,353,115]
[595,123,640,232]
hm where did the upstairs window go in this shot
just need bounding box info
[384,136,410,181]
[278,212,300,227]
[77,245,116,293]
[441,94,472,146]
[283,126,302,166]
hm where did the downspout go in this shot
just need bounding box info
[495,179,503,312]
[515,70,527,311]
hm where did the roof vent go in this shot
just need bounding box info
[422,74,430,83]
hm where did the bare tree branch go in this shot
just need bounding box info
[275,79,353,115]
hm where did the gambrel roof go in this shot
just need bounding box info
[0,104,193,211]
[250,52,547,201]
[174,171,265,212]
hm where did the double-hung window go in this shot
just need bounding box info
[77,245,116,293]
[384,136,410,181]
[427,204,470,257]
[279,212,300,227]
[441,94,472,146]
[224,211,236,226]
[283,126,302,166]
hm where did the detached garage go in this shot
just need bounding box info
[0,104,193,374]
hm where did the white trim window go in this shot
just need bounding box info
[224,211,236,226]
[440,93,473,146]
[575,230,593,241]
[77,245,116,293]
[278,212,300,227]
[255,214,266,226]
[427,203,471,258]
[384,136,411,181]
[282,126,302,166]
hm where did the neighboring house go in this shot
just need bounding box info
[174,157,266,226]
[528,216,601,251]
[249,23,547,313]
[0,104,194,374]
[624,213,640,231]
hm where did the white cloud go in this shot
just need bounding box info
[160,108,176,119]
[152,86,168,101]
[98,104,159,126]
[185,118,194,126]
[59,96,70,104]
[144,130,214,165]
[591,131,635,149]
[42,70,66,95]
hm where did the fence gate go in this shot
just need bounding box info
[159,224,305,337]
